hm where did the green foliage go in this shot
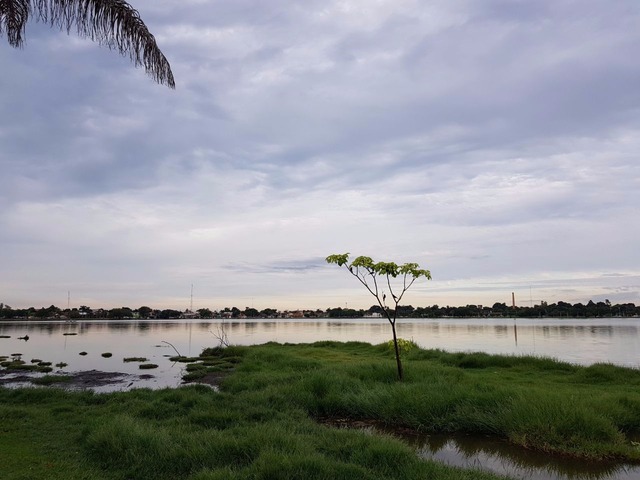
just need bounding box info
[326,254,431,281]
[326,253,431,380]
[139,363,158,370]
[326,253,351,267]
[219,342,640,460]
[385,338,417,358]
[123,357,148,362]
[0,376,503,480]
[3,342,640,479]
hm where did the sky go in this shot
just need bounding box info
[1,0,639,311]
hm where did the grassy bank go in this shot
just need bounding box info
[219,341,640,460]
[1,342,640,479]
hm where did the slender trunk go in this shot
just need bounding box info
[390,321,404,380]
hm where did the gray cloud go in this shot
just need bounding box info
[224,257,327,274]
[1,0,639,309]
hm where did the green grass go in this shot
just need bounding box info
[0,385,500,480]
[2,342,640,479]
[123,357,149,362]
[218,342,640,461]
[139,363,159,370]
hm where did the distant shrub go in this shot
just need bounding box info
[385,338,417,358]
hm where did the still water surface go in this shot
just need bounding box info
[2,317,640,480]
[1,317,639,389]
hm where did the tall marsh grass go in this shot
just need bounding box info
[2,341,640,479]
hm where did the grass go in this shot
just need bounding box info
[139,363,159,370]
[0,388,501,480]
[0,358,53,373]
[2,342,640,479]
[123,357,148,362]
[216,342,640,461]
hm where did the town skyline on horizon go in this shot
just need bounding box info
[2,291,634,313]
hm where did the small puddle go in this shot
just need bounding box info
[323,419,640,480]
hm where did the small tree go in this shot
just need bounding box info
[326,253,431,380]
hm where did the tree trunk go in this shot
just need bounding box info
[390,321,404,380]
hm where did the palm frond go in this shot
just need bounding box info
[0,0,31,47]
[1,0,174,88]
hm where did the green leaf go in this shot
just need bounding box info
[399,263,432,279]
[373,262,399,277]
[351,256,375,269]
[326,253,350,267]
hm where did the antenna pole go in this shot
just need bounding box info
[190,284,194,312]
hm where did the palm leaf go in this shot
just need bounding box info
[1,0,174,88]
[0,0,30,46]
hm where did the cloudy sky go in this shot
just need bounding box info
[1,0,639,311]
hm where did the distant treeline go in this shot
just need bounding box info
[327,300,639,318]
[0,300,638,320]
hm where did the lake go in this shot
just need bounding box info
[2,316,640,480]
[1,317,638,390]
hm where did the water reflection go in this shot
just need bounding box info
[414,434,640,480]
[1,318,640,392]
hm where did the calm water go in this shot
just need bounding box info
[2,317,640,479]
[1,317,639,390]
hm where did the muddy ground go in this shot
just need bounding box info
[0,369,154,390]
[0,368,224,390]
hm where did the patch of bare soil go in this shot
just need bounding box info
[61,370,133,388]
[0,369,151,389]
[183,370,229,389]
[0,371,33,386]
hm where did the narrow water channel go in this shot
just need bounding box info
[411,432,640,480]
[324,417,640,480]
